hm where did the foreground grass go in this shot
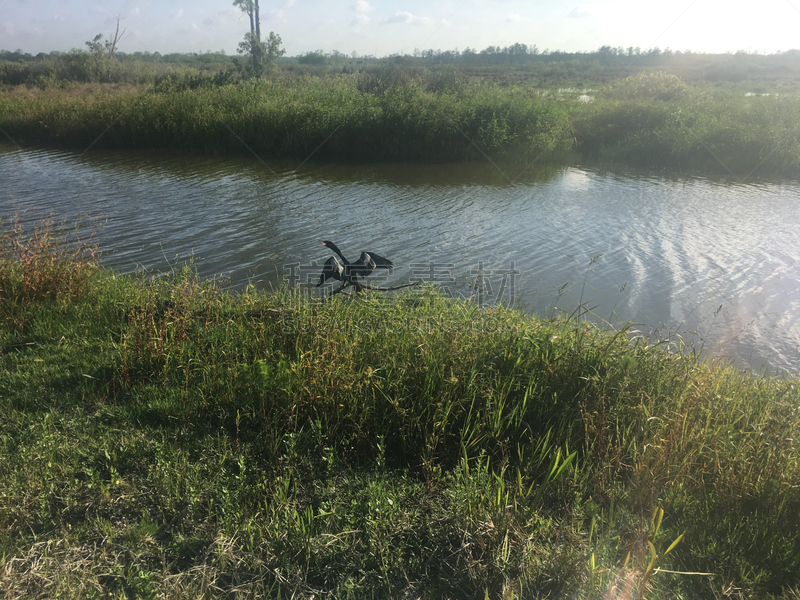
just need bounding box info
[2,71,800,176]
[2,220,800,599]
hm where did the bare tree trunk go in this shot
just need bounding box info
[109,19,125,58]
[254,0,261,42]
[104,19,125,81]
[234,0,266,77]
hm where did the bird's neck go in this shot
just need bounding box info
[326,242,348,263]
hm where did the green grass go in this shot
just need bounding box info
[0,74,574,163]
[3,70,800,176]
[574,73,800,175]
[2,219,800,598]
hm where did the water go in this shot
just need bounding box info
[2,143,800,373]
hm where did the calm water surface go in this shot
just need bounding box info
[2,143,799,373]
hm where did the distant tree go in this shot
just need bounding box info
[232,0,284,78]
[264,32,285,64]
[508,42,528,62]
[597,45,615,60]
[233,0,261,43]
[298,51,327,65]
[85,20,125,60]
[83,19,125,82]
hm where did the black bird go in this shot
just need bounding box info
[316,240,393,289]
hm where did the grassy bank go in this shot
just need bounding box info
[2,71,800,175]
[2,220,800,598]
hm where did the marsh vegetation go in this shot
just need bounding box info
[3,47,800,175]
[1,219,799,598]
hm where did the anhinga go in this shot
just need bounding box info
[316,240,393,290]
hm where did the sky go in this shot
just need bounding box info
[2,0,800,57]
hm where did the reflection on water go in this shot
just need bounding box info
[2,143,799,373]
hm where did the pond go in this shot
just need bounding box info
[2,143,799,373]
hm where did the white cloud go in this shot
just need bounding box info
[385,11,432,26]
[507,13,523,22]
[387,11,412,23]
[569,4,593,18]
[351,0,371,28]
[354,0,372,14]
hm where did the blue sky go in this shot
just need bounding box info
[2,0,799,56]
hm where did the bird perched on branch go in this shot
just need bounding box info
[316,240,393,290]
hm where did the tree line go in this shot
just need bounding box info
[4,45,799,69]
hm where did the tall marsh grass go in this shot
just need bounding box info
[0,214,98,308]
[0,75,574,162]
[575,73,800,175]
[4,70,800,174]
[1,221,799,598]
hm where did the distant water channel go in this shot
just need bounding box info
[2,143,799,373]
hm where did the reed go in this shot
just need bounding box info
[4,70,800,176]
[0,75,574,162]
[574,72,800,176]
[1,220,799,598]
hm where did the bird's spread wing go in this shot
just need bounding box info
[360,251,393,269]
[317,256,344,286]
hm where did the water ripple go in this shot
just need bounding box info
[2,145,800,372]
